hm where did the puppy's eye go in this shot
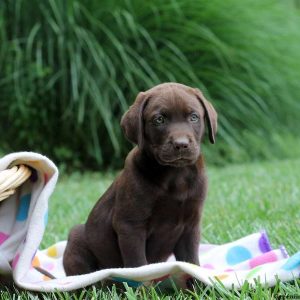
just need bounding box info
[153,115,165,126]
[189,113,199,123]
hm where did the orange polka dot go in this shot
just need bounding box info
[31,256,40,267]
[215,273,229,280]
[43,275,51,281]
[59,281,72,285]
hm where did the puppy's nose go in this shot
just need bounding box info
[173,137,189,150]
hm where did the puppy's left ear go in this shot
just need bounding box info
[194,88,218,144]
[121,92,149,147]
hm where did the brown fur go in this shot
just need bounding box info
[63,83,217,275]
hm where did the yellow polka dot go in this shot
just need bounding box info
[43,275,51,281]
[215,273,229,280]
[47,245,58,257]
[31,256,40,267]
[187,263,200,269]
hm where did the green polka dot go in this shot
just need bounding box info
[245,266,263,280]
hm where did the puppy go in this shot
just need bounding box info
[63,82,217,275]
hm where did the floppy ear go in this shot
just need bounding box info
[121,92,149,147]
[194,88,218,144]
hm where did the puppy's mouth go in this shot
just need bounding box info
[156,155,197,167]
[165,158,194,167]
[150,143,200,167]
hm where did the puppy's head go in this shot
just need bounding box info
[121,83,217,167]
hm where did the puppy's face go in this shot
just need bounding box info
[143,89,204,167]
[121,83,217,167]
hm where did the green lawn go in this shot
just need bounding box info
[5,158,300,298]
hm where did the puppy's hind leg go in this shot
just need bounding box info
[63,224,98,276]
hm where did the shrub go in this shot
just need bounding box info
[0,0,300,169]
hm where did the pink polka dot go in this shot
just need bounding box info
[43,261,55,271]
[224,268,234,272]
[12,253,20,269]
[152,274,170,283]
[203,263,214,269]
[249,251,277,269]
[0,232,9,245]
[44,173,49,184]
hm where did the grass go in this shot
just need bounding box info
[3,157,298,298]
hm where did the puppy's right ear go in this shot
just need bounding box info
[193,88,218,144]
[121,92,148,146]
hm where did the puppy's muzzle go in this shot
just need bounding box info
[173,136,190,151]
[156,135,200,167]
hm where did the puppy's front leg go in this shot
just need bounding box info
[174,225,200,266]
[117,224,147,267]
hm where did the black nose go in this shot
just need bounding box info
[173,137,189,150]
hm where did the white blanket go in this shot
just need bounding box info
[0,152,299,292]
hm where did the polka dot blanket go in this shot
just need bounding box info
[0,152,300,292]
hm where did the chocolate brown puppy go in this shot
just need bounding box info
[63,82,217,275]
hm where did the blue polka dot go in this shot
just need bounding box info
[16,194,31,221]
[44,211,48,226]
[282,252,300,271]
[226,246,252,265]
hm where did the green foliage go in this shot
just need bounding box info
[0,0,300,169]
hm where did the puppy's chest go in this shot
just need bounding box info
[152,174,201,217]
[162,173,199,202]
[147,185,199,238]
